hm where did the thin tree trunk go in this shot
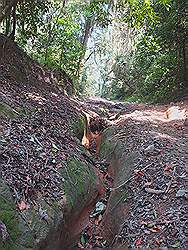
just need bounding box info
[44,22,52,64]
[76,16,94,77]
[182,39,188,86]
[9,5,16,40]
[76,0,113,78]
[5,11,11,35]
[0,0,20,24]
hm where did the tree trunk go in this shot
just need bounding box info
[76,16,94,78]
[9,5,16,40]
[183,39,188,87]
[5,12,11,35]
[44,22,52,64]
[0,0,20,24]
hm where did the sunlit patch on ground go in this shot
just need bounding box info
[150,131,178,142]
[115,105,187,125]
[26,92,46,105]
[166,106,186,121]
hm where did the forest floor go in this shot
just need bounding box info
[77,97,188,249]
[0,36,188,249]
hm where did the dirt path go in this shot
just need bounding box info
[1,83,187,249]
[1,36,187,250]
[77,98,188,249]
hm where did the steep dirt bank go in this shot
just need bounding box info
[0,35,104,250]
[0,34,73,95]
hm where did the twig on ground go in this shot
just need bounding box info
[165,166,176,193]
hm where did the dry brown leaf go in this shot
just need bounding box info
[135,238,142,247]
[150,225,161,233]
[77,242,84,249]
[164,165,173,172]
[18,200,29,211]
[143,181,153,187]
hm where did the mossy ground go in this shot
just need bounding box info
[0,102,18,119]
[63,157,97,209]
[0,196,20,250]
[70,115,85,141]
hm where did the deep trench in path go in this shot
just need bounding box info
[58,98,188,250]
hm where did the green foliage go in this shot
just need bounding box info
[102,0,187,102]
[16,0,84,86]
[133,43,180,102]
[0,0,186,101]
[0,0,112,91]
